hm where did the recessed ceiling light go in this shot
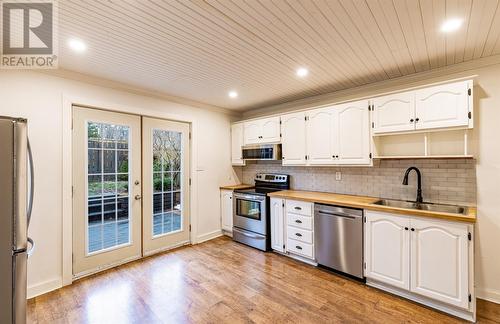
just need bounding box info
[296,67,309,77]
[68,39,87,53]
[228,91,238,99]
[441,18,463,33]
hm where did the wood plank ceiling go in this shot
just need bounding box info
[59,0,500,111]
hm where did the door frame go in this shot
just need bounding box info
[62,94,200,286]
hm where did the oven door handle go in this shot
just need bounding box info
[233,228,265,240]
[233,194,266,201]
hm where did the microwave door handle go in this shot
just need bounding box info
[27,138,34,227]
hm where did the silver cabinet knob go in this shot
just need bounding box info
[135,195,142,200]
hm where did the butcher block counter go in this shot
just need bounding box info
[219,184,254,191]
[268,190,476,223]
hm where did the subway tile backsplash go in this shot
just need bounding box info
[235,159,476,205]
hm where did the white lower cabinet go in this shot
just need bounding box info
[410,217,470,309]
[286,200,314,260]
[270,198,315,261]
[365,211,410,290]
[220,190,233,233]
[270,198,285,252]
[365,210,473,318]
[287,238,314,259]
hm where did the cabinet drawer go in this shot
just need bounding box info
[287,213,313,230]
[287,226,313,244]
[286,200,312,216]
[287,238,314,259]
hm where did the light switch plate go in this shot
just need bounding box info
[335,171,342,181]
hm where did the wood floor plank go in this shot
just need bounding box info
[28,236,499,324]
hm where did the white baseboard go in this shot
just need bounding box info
[28,278,62,299]
[196,229,223,244]
[221,229,233,237]
[476,287,500,304]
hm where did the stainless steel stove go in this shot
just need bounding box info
[233,173,290,251]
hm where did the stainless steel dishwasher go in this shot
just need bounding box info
[314,203,364,279]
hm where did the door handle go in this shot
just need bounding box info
[27,139,34,227]
[27,237,35,257]
[135,195,142,200]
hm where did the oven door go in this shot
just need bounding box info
[233,193,267,235]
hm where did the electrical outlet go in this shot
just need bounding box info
[335,171,342,181]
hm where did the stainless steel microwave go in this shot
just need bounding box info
[242,144,282,161]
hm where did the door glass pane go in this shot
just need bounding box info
[87,122,131,254]
[152,129,183,236]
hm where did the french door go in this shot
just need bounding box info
[142,117,190,255]
[72,107,190,276]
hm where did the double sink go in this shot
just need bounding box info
[373,199,468,215]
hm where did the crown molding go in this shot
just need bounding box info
[242,54,500,119]
[35,68,242,117]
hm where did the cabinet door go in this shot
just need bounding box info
[270,198,285,252]
[410,218,469,309]
[373,92,415,134]
[415,81,470,130]
[281,112,306,165]
[243,120,261,145]
[220,190,233,232]
[231,123,245,166]
[365,211,410,290]
[335,100,371,165]
[260,116,281,143]
[307,107,335,165]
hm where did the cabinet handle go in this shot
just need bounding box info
[294,206,302,210]
[415,118,420,122]
[405,227,408,231]
[410,119,414,123]
[295,233,302,237]
[411,228,415,231]
[295,219,302,224]
[296,245,302,250]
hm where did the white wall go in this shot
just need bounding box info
[242,59,500,303]
[0,70,240,297]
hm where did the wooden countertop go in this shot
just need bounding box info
[268,190,476,223]
[219,184,254,191]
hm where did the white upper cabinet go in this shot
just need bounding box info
[373,92,415,134]
[415,81,471,130]
[243,120,261,144]
[335,100,371,165]
[231,123,245,166]
[270,198,285,253]
[410,218,470,309]
[244,116,281,145]
[365,211,410,290]
[307,107,335,165]
[281,111,307,165]
[373,80,472,134]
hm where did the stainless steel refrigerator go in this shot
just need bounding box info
[0,116,34,324]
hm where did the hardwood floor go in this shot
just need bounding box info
[28,236,499,324]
